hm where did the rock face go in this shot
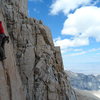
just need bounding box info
[0,0,28,15]
[0,0,77,100]
[66,71,100,90]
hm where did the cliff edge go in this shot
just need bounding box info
[0,0,77,100]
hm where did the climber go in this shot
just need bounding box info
[0,21,9,61]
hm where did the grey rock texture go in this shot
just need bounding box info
[0,0,77,100]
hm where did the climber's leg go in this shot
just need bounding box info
[1,36,9,49]
[0,34,6,60]
[0,46,6,61]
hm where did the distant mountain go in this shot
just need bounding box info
[65,71,100,90]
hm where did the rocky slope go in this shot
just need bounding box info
[0,0,77,100]
[66,71,100,90]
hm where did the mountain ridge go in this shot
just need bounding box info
[66,70,100,90]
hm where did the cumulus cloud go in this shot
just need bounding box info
[54,37,89,49]
[54,37,89,53]
[62,6,100,36]
[54,6,100,51]
[50,0,92,15]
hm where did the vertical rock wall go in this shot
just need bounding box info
[0,0,27,15]
[0,0,77,100]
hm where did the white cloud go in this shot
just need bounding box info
[61,45,100,56]
[89,48,100,52]
[54,37,89,53]
[60,48,83,53]
[54,37,89,49]
[62,6,100,36]
[50,0,92,15]
[54,6,100,51]
[66,48,100,56]
[67,51,86,56]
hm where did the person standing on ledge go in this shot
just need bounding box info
[0,21,9,61]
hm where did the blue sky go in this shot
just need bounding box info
[28,0,100,74]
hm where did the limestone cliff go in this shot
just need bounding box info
[0,0,77,100]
